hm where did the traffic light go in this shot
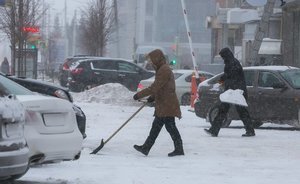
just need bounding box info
[30,44,36,49]
[170,59,177,65]
[27,42,37,49]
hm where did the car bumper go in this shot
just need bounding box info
[0,147,29,178]
[25,127,83,164]
[73,105,87,139]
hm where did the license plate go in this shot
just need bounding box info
[5,123,23,138]
[43,113,66,127]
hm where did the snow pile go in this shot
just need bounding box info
[71,83,140,106]
[0,96,25,121]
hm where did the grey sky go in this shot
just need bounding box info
[47,0,87,21]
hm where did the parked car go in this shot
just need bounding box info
[59,55,99,87]
[195,66,300,128]
[0,95,29,181]
[0,74,83,164]
[7,75,86,138]
[137,69,214,105]
[68,57,154,92]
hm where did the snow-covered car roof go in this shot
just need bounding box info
[172,69,214,75]
[198,65,300,89]
[244,65,299,71]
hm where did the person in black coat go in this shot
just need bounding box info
[204,47,255,137]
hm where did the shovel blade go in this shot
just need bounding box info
[90,139,105,154]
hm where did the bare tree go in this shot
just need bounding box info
[79,0,115,56]
[0,0,43,76]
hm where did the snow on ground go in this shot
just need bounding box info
[15,84,300,184]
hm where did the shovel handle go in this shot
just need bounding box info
[104,103,147,144]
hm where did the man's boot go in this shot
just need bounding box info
[133,135,155,156]
[242,131,255,137]
[133,144,150,156]
[168,139,184,157]
[165,121,184,157]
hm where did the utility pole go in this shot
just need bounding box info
[18,0,24,77]
[11,0,16,75]
[72,10,77,56]
[64,0,69,58]
[113,0,120,57]
[247,0,276,66]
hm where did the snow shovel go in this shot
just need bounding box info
[90,102,147,154]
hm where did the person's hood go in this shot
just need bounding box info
[147,49,166,70]
[219,47,234,64]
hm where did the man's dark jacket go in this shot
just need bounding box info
[219,48,248,99]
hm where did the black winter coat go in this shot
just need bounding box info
[219,48,248,99]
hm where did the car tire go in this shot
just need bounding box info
[297,109,300,128]
[181,93,191,106]
[208,105,231,128]
[253,121,263,128]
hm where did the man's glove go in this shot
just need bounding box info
[147,96,155,103]
[133,93,139,100]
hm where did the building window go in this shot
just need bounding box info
[146,0,154,16]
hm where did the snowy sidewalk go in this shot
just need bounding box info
[19,102,300,184]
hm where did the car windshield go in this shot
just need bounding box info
[207,73,223,84]
[280,69,300,89]
[173,73,183,80]
[0,75,34,95]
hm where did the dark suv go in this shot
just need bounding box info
[68,58,154,92]
[59,56,99,87]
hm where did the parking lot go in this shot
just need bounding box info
[12,101,300,184]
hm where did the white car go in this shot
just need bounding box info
[137,69,214,105]
[0,74,83,164]
[0,96,29,181]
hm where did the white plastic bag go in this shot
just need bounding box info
[219,89,248,107]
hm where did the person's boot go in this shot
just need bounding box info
[204,129,218,137]
[168,140,184,157]
[133,136,155,156]
[168,148,184,157]
[133,144,150,156]
[242,131,255,137]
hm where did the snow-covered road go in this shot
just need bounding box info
[16,100,300,184]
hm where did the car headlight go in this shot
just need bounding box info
[54,89,70,101]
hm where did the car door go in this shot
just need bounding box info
[243,70,259,117]
[257,71,294,120]
[116,60,142,91]
[91,60,118,86]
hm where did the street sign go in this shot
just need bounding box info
[23,26,40,33]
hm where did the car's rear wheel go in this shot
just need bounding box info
[181,93,191,106]
[297,109,300,128]
[208,105,231,128]
[253,121,263,128]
